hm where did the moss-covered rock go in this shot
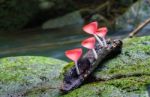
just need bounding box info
[0,56,68,96]
[0,36,150,97]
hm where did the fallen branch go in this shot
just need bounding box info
[61,39,123,92]
[129,17,150,38]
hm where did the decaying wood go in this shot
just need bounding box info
[60,39,123,93]
[129,17,150,38]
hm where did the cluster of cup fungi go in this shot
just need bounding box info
[65,21,108,75]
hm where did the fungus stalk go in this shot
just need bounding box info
[92,49,98,59]
[74,61,80,75]
[94,34,104,46]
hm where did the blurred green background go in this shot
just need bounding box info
[0,0,137,31]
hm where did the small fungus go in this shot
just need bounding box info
[65,48,82,75]
[81,37,98,59]
[83,21,103,46]
[96,27,108,47]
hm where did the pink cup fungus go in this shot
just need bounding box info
[81,37,98,59]
[82,21,104,46]
[96,27,108,47]
[65,48,82,75]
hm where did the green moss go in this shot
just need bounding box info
[62,81,146,97]
[123,36,150,52]
[0,56,68,95]
[62,62,74,74]
[62,83,104,97]
[61,76,150,97]
[105,75,150,92]
[0,56,67,82]
[91,36,150,95]
[94,36,150,79]
[94,56,150,79]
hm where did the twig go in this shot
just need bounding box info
[129,17,150,38]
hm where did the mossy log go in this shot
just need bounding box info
[61,39,123,92]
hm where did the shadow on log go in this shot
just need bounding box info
[60,39,123,93]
